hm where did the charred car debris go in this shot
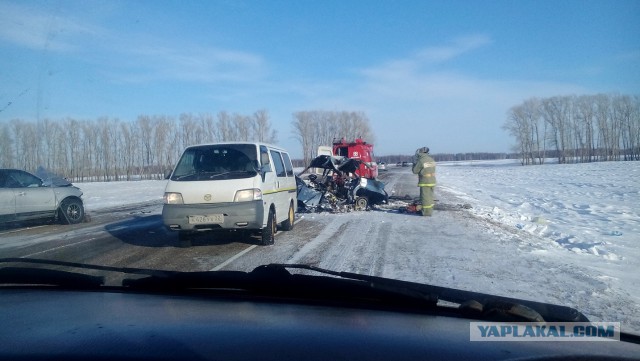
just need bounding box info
[296,155,389,213]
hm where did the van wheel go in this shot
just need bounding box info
[260,208,276,246]
[281,202,295,231]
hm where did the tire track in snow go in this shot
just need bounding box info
[287,212,392,277]
[287,216,350,265]
[316,215,374,273]
[341,216,390,276]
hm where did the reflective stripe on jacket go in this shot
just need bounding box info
[412,153,436,187]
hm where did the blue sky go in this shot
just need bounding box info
[1,0,638,157]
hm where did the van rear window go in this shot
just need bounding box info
[269,150,287,177]
[281,152,294,177]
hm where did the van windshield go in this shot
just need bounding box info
[171,144,258,181]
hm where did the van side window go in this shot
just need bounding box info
[269,150,286,177]
[281,152,294,177]
[260,145,272,172]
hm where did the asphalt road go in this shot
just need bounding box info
[0,166,460,285]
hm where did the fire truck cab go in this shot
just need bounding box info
[332,138,378,179]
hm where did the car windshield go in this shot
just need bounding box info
[0,0,638,337]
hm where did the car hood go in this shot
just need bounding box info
[36,166,74,187]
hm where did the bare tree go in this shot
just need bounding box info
[137,115,156,180]
[505,93,639,165]
[594,94,613,161]
[119,121,136,180]
[9,119,26,169]
[153,116,175,178]
[630,95,640,160]
[612,94,636,161]
[43,119,67,177]
[253,109,277,143]
[339,111,375,142]
[504,104,532,165]
[574,95,596,162]
[199,113,217,144]
[63,118,82,180]
[0,124,13,168]
[179,113,198,150]
[542,96,574,164]
[291,111,315,165]
[292,110,375,165]
[217,111,237,141]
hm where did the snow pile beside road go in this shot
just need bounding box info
[435,159,639,332]
[79,180,167,211]
[437,160,639,261]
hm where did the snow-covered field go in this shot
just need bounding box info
[436,159,639,333]
[438,159,638,262]
[77,160,640,333]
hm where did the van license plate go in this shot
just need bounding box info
[188,214,224,224]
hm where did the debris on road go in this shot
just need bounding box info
[296,155,472,215]
[379,196,473,214]
[296,155,388,213]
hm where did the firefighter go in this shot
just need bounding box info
[411,146,436,216]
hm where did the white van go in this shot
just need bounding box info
[162,142,297,246]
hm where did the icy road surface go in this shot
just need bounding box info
[76,160,639,334]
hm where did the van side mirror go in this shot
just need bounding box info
[164,169,173,179]
[252,160,261,172]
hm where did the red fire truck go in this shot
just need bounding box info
[332,138,378,179]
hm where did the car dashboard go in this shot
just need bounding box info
[1,287,639,361]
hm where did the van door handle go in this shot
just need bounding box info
[17,192,26,196]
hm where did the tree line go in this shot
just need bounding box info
[291,110,375,166]
[377,153,513,164]
[0,110,277,182]
[13,92,634,183]
[503,93,640,165]
[0,109,375,182]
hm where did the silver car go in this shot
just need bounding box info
[0,169,85,225]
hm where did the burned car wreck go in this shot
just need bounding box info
[296,155,388,213]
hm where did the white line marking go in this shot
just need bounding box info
[209,217,303,271]
[22,237,97,258]
[210,245,257,271]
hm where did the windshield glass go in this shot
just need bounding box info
[0,0,638,337]
[171,144,258,181]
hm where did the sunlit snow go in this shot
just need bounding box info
[76,159,640,334]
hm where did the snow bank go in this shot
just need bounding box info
[438,159,639,262]
[437,160,639,332]
[78,180,167,211]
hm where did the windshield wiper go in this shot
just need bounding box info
[0,258,162,287]
[122,263,440,310]
[174,170,254,181]
[273,264,587,323]
[0,259,588,322]
[205,170,256,178]
[173,171,197,180]
[0,267,104,288]
[122,264,585,322]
